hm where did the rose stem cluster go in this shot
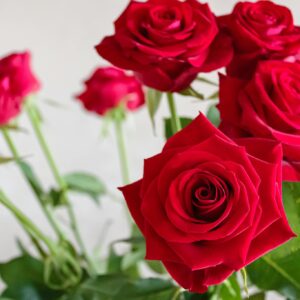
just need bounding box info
[1,127,66,242]
[24,97,98,275]
[0,189,56,255]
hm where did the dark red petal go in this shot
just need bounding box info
[119,180,145,233]
[163,261,208,293]
[95,37,139,71]
[200,32,233,72]
[164,114,230,151]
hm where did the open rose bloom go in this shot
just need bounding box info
[219,61,300,182]
[219,1,300,78]
[121,115,295,293]
[96,0,232,92]
[1,0,300,299]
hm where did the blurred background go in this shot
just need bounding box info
[0,1,299,298]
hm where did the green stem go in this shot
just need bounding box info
[167,93,181,134]
[171,288,182,300]
[241,267,249,298]
[1,128,66,242]
[114,118,130,185]
[25,100,97,276]
[0,190,56,254]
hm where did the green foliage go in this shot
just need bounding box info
[0,157,14,164]
[248,182,300,299]
[146,261,167,275]
[18,161,44,198]
[0,256,62,300]
[107,229,145,279]
[63,172,106,203]
[164,117,193,139]
[218,275,242,300]
[63,275,179,300]
[206,105,220,127]
[146,88,163,130]
[196,77,218,87]
[179,87,204,100]
[46,188,66,207]
[207,91,219,100]
[247,293,265,300]
[43,240,82,290]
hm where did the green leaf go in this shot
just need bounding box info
[16,239,31,256]
[179,87,204,100]
[207,91,219,100]
[219,275,242,300]
[0,124,27,133]
[247,293,265,300]
[0,256,62,300]
[164,117,192,139]
[121,247,145,271]
[18,161,45,199]
[248,182,300,299]
[206,105,220,127]
[65,275,178,300]
[146,88,163,130]
[196,77,218,87]
[0,156,15,164]
[106,247,140,279]
[146,261,167,275]
[106,247,123,274]
[46,188,66,207]
[63,172,106,203]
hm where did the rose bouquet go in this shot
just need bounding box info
[0,0,300,300]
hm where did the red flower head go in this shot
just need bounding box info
[219,1,300,78]
[219,60,300,182]
[0,51,40,125]
[77,67,145,116]
[96,0,233,92]
[120,114,294,293]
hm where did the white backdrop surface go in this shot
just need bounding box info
[0,1,299,298]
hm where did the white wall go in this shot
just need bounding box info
[0,1,299,298]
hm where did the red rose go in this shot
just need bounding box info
[0,52,40,99]
[219,1,300,78]
[219,60,300,182]
[76,67,145,116]
[0,51,40,125]
[96,0,233,92]
[120,114,294,293]
[0,78,21,125]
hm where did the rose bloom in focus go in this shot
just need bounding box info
[76,67,145,116]
[121,114,294,293]
[219,60,300,182]
[96,0,233,92]
[0,51,40,125]
[220,1,300,78]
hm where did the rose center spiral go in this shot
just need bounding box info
[150,6,181,31]
[188,175,229,222]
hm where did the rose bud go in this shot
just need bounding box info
[120,114,295,293]
[219,60,300,182]
[219,1,300,78]
[0,51,40,125]
[76,67,145,116]
[96,0,233,92]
